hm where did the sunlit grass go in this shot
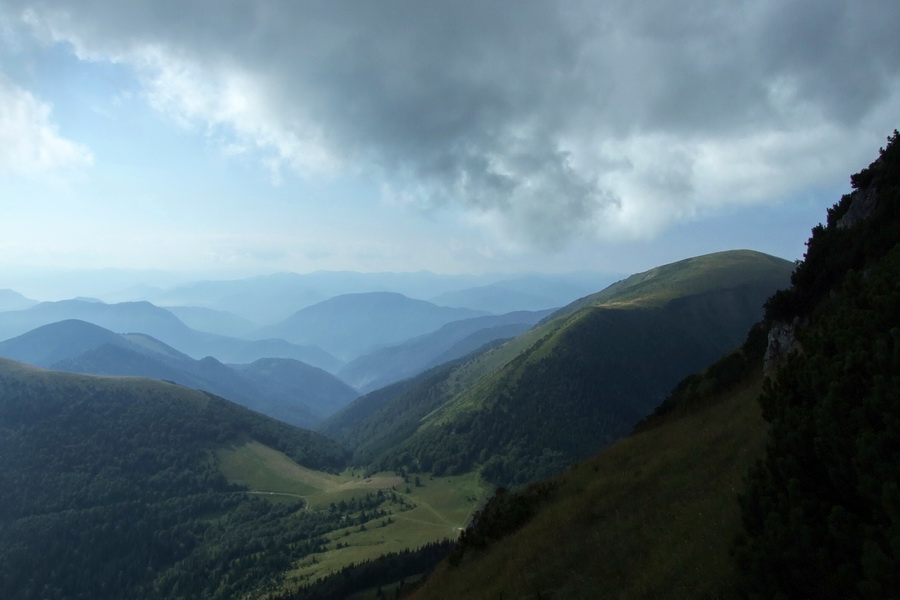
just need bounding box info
[216,440,490,593]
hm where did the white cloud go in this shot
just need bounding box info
[0,73,93,176]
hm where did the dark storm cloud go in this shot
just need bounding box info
[10,0,900,245]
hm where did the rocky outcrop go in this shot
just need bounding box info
[764,318,803,375]
[837,184,880,229]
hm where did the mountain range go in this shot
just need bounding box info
[3,132,898,600]
[134,270,614,323]
[0,299,339,370]
[0,319,357,427]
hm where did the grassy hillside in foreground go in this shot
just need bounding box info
[408,365,767,599]
[331,250,790,488]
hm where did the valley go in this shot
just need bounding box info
[217,440,489,591]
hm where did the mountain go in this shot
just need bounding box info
[0,358,349,600]
[0,289,38,312]
[232,358,359,421]
[405,131,900,599]
[338,309,554,392]
[322,249,792,488]
[146,271,498,323]
[0,299,340,371]
[0,319,134,367]
[0,320,356,427]
[0,299,188,342]
[256,292,488,361]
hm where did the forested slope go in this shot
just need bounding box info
[0,360,349,600]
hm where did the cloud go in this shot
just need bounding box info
[0,72,93,175]
[9,0,900,246]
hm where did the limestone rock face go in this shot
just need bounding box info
[838,185,880,229]
[764,319,802,375]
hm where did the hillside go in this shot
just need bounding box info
[0,359,349,600]
[0,319,137,367]
[338,309,552,392]
[406,131,900,599]
[408,353,767,599]
[325,249,792,488]
[233,357,359,421]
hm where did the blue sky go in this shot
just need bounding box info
[2,0,899,294]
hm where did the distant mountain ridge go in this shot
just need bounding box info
[0,289,38,312]
[338,309,554,392]
[0,299,340,371]
[255,292,489,361]
[0,320,357,427]
[140,270,612,324]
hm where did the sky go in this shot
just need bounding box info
[1,0,899,295]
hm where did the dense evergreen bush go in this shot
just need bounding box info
[736,131,900,599]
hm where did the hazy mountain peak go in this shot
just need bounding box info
[0,289,39,311]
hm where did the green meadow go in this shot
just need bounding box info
[217,440,490,589]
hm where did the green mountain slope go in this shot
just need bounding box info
[328,249,791,488]
[406,131,900,599]
[337,309,552,393]
[0,360,349,599]
[408,352,767,599]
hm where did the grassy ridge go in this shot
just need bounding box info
[326,250,790,489]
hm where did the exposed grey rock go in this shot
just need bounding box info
[764,319,803,375]
[838,184,879,229]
